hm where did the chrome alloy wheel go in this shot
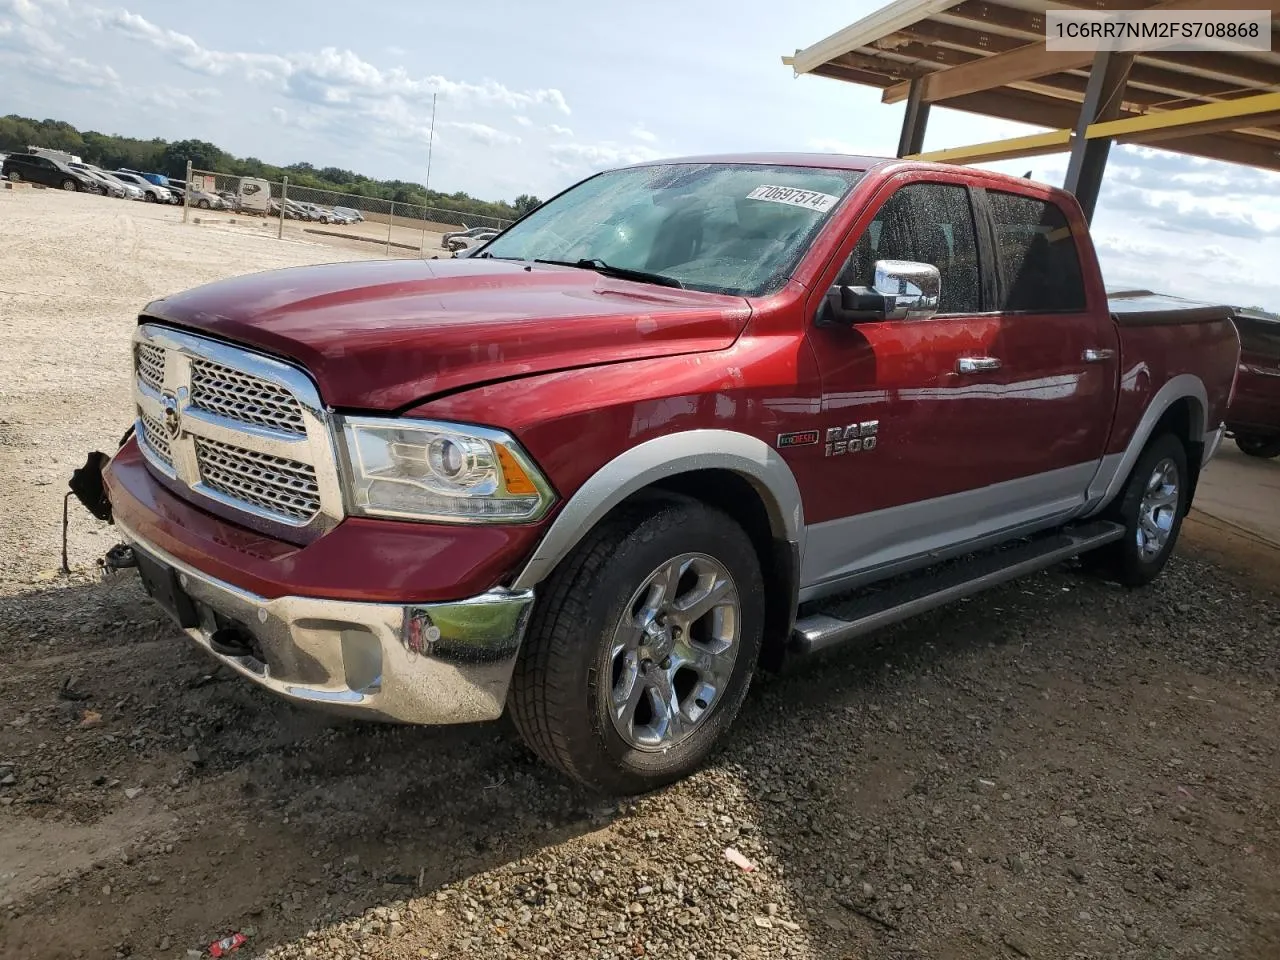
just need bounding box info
[1136,456,1179,561]
[607,553,740,751]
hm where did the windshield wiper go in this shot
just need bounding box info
[534,258,684,289]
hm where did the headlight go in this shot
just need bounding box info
[338,417,554,523]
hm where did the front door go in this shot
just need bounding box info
[799,178,1020,593]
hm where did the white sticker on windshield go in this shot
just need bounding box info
[745,184,840,212]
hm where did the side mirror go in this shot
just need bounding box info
[819,259,941,326]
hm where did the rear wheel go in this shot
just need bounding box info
[1235,435,1280,459]
[1088,433,1188,587]
[61,179,78,191]
[509,499,764,794]
[7,171,21,182]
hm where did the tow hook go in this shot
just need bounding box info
[102,543,137,572]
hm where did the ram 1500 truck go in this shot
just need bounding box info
[90,154,1240,793]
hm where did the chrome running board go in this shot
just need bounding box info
[791,521,1125,656]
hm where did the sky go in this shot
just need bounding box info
[2,0,1279,309]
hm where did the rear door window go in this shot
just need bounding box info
[838,182,982,315]
[987,191,1087,312]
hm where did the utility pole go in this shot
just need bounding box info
[425,93,438,196]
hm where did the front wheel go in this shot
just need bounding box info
[7,171,21,182]
[509,499,764,793]
[61,179,78,191]
[1235,435,1280,459]
[197,198,210,209]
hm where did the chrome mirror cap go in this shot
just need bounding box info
[872,259,940,321]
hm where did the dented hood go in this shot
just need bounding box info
[142,258,752,410]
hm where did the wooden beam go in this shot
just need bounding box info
[908,129,1073,163]
[1085,91,1280,139]
[881,0,1277,104]
[1123,112,1280,142]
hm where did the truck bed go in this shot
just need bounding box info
[1106,289,1235,327]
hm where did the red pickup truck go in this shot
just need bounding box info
[1226,307,1280,459]
[90,154,1239,793]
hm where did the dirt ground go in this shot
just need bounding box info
[2,187,1279,960]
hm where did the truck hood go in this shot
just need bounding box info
[142,258,752,410]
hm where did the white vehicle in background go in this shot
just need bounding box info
[448,229,499,255]
[110,170,173,203]
[332,206,364,223]
[236,177,271,213]
[28,145,82,165]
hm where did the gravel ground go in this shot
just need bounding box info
[2,187,1280,960]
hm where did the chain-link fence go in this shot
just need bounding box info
[183,167,512,257]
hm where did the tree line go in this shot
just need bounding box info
[0,114,541,220]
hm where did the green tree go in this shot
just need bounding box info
[513,194,542,217]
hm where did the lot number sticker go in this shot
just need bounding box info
[746,184,840,213]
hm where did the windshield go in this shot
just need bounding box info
[481,162,862,296]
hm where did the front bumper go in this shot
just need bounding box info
[118,517,535,724]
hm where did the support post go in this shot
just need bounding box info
[183,159,192,223]
[896,79,931,158]
[1064,51,1133,224]
[278,177,288,240]
[387,201,395,254]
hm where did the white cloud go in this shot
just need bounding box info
[630,123,657,143]
[547,124,573,137]
[548,140,662,172]
[513,115,532,127]
[442,121,521,147]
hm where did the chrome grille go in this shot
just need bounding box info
[195,437,320,522]
[190,357,307,435]
[136,342,166,392]
[138,409,173,467]
[131,324,342,538]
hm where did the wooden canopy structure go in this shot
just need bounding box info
[784,0,1280,219]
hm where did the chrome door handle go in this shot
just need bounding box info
[1082,348,1115,363]
[956,356,1001,373]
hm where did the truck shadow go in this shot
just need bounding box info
[0,572,613,958]
[727,553,1280,959]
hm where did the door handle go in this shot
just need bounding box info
[956,356,1001,374]
[1082,348,1115,363]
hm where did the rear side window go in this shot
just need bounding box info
[988,191,1086,312]
[838,182,982,315]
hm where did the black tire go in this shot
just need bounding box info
[144,192,156,202]
[1235,435,1280,459]
[198,198,210,209]
[1088,432,1189,587]
[7,171,21,183]
[508,499,765,794]
[61,179,78,192]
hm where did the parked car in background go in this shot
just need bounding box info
[1227,307,1280,458]
[89,154,1240,794]
[170,181,225,209]
[217,191,241,212]
[441,225,498,250]
[2,153,101,192]
[70,166,126,198]
[447,229,498,254]
[111,171,174,203]
[69,163,144,200]
[333,206,364,222]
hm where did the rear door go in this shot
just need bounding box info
[980,188,1116,486]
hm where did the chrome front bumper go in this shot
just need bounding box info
[118,520,534,724]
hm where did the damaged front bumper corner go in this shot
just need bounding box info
[116,517,535,725]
